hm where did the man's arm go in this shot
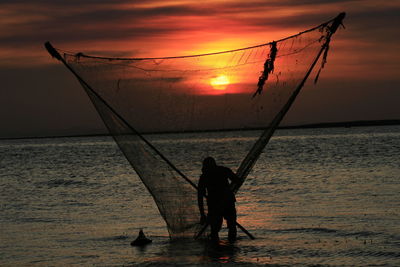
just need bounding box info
[227,168,240,189]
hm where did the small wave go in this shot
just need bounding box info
[47,179,85,187]
[271,228,386,239]
[60,201,94,207]
[341,249,400,259]
[89,235,130,242]
[35,178,99,188]
[387,233,400,242]
[272,227,338,234]
[340,230,379,238]
[18,217,58,223]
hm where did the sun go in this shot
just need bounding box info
[210,75,230,90]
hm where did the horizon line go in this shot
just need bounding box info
[1,119,399,141]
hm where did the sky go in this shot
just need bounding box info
[1,0,399,138]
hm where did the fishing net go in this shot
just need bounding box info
[45,13,345,239]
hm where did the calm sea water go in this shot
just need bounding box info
[1,126,399,266]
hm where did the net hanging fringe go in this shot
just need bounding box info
[45,12,345,239]
[254,41,277,97]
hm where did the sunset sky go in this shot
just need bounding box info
[1,0,399,138]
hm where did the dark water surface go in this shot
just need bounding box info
[1,126,399,266]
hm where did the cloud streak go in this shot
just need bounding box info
[2,0,398,49]
[0,0,398,68]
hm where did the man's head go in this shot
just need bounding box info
[202,156,216,173]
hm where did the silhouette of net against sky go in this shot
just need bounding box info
[46,13,345,239]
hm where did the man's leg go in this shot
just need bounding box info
[224,203,237,242]
[208,207,223,242]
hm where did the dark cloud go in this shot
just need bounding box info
[0,4,199,46]
[1,0,398,49]
[1,0,398,64]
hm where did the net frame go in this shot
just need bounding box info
[45,12,345,239]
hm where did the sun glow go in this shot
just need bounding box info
[210,75,230,90]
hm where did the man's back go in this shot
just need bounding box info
[198,165,236,206]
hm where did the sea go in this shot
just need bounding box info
[1,125,399,266]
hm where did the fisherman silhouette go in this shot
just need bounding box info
[198,157,239,242]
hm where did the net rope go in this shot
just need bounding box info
[46,13,345,239]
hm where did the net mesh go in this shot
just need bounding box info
[46,13,344,239]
